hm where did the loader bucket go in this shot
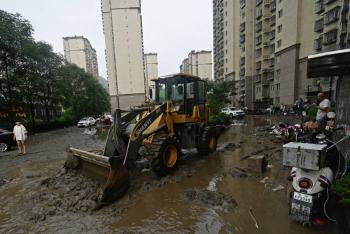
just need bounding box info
[65,147,130,206]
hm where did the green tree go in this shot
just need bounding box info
[207,80,235,115]
[0,10,33,122]
[57,64,110,121]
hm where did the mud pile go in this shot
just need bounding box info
[24,168,103,222]
[184,189,237,212]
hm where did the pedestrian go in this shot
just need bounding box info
[13,121,27,155]
[316,92,330,130]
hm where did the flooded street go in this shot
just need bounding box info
[0,116,346,233]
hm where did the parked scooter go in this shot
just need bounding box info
[284,112,350,226]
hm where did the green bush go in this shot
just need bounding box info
[307,105,318,121]
[209,112,231,125]
[332,175,350,207]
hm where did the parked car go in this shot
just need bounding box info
[221,107,245,118]
[77,117,96,128]
[0,129,16,152]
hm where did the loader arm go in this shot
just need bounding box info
[123,103,167,166]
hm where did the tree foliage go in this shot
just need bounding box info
[0,10,110,128]
[206,80,235,116]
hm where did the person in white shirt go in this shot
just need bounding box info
[13,121,27,155]
[316,92,330,129]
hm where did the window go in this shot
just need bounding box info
[279,0,283,2]
[186,82,195,99]
[171,83,185,103]
[277,24,282,33]
[276,69,281,79]
[323,29,338,45]
[278,9,283,18]
[277,40,282,48]
[324,6,340,25]
[157,83,166,103]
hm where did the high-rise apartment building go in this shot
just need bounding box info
[216,0,335,110]
[237,0,256,110]
[213,0,239,82]
[101,0,146,110]
[144,53,158,99]
[63,36,99,78]
[180,50,213,80]
[309,0,349,101]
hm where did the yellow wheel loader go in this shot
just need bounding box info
[65,74,219,206]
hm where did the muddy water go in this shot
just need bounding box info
[109,116,342,233]
[0,116,345,233]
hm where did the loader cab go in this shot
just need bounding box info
[155,73,206,116]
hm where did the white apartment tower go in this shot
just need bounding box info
[180,50,213,81]
[213,0,239,82]
[63,36,99,78]
[144,53,159,99]
[101,0,146,110]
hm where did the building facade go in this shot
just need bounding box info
[101,0,146,110]
[63,36,99,78]
[216,0,349,111]
[180,50,213,81]
[144,53,158,99]
[213,0,240,82]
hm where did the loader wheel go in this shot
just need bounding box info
[197,126,218,155]
[151,134,180,177]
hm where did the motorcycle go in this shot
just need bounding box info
[284,112,350,226]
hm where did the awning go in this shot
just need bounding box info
[307,49,350,78]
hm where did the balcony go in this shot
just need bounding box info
[255,75,262,83]
[263,55,270,60]
[267,72,274,80]
[262,68,272,73]
[240,0,246,8]
[324,6,340,25]
[314,18,324,32]
[263,41,270,47]
[256,9,263,19]
[240,22,246,32]
[323,29,338,45]
[264,13,271,20]
[325,0,337,4]
[270,16,276,26]
[240,35,246,44]
[239,69,246,76]
[315,1,325,14]
[256,61,262,70]
[256,22,262,33]
[256,35,262,45]
[240,57,245,65]
[270,0,276,12]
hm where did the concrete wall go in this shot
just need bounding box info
[102,0,145,110]
[110,93,145,110]
[144,53,158,98]
[276,45,299,105]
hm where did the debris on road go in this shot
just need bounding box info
[184,189,237,212]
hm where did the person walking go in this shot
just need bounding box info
[316,92,330,130]
[13,121,27,155]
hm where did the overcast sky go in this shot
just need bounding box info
[1,0,213,78]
